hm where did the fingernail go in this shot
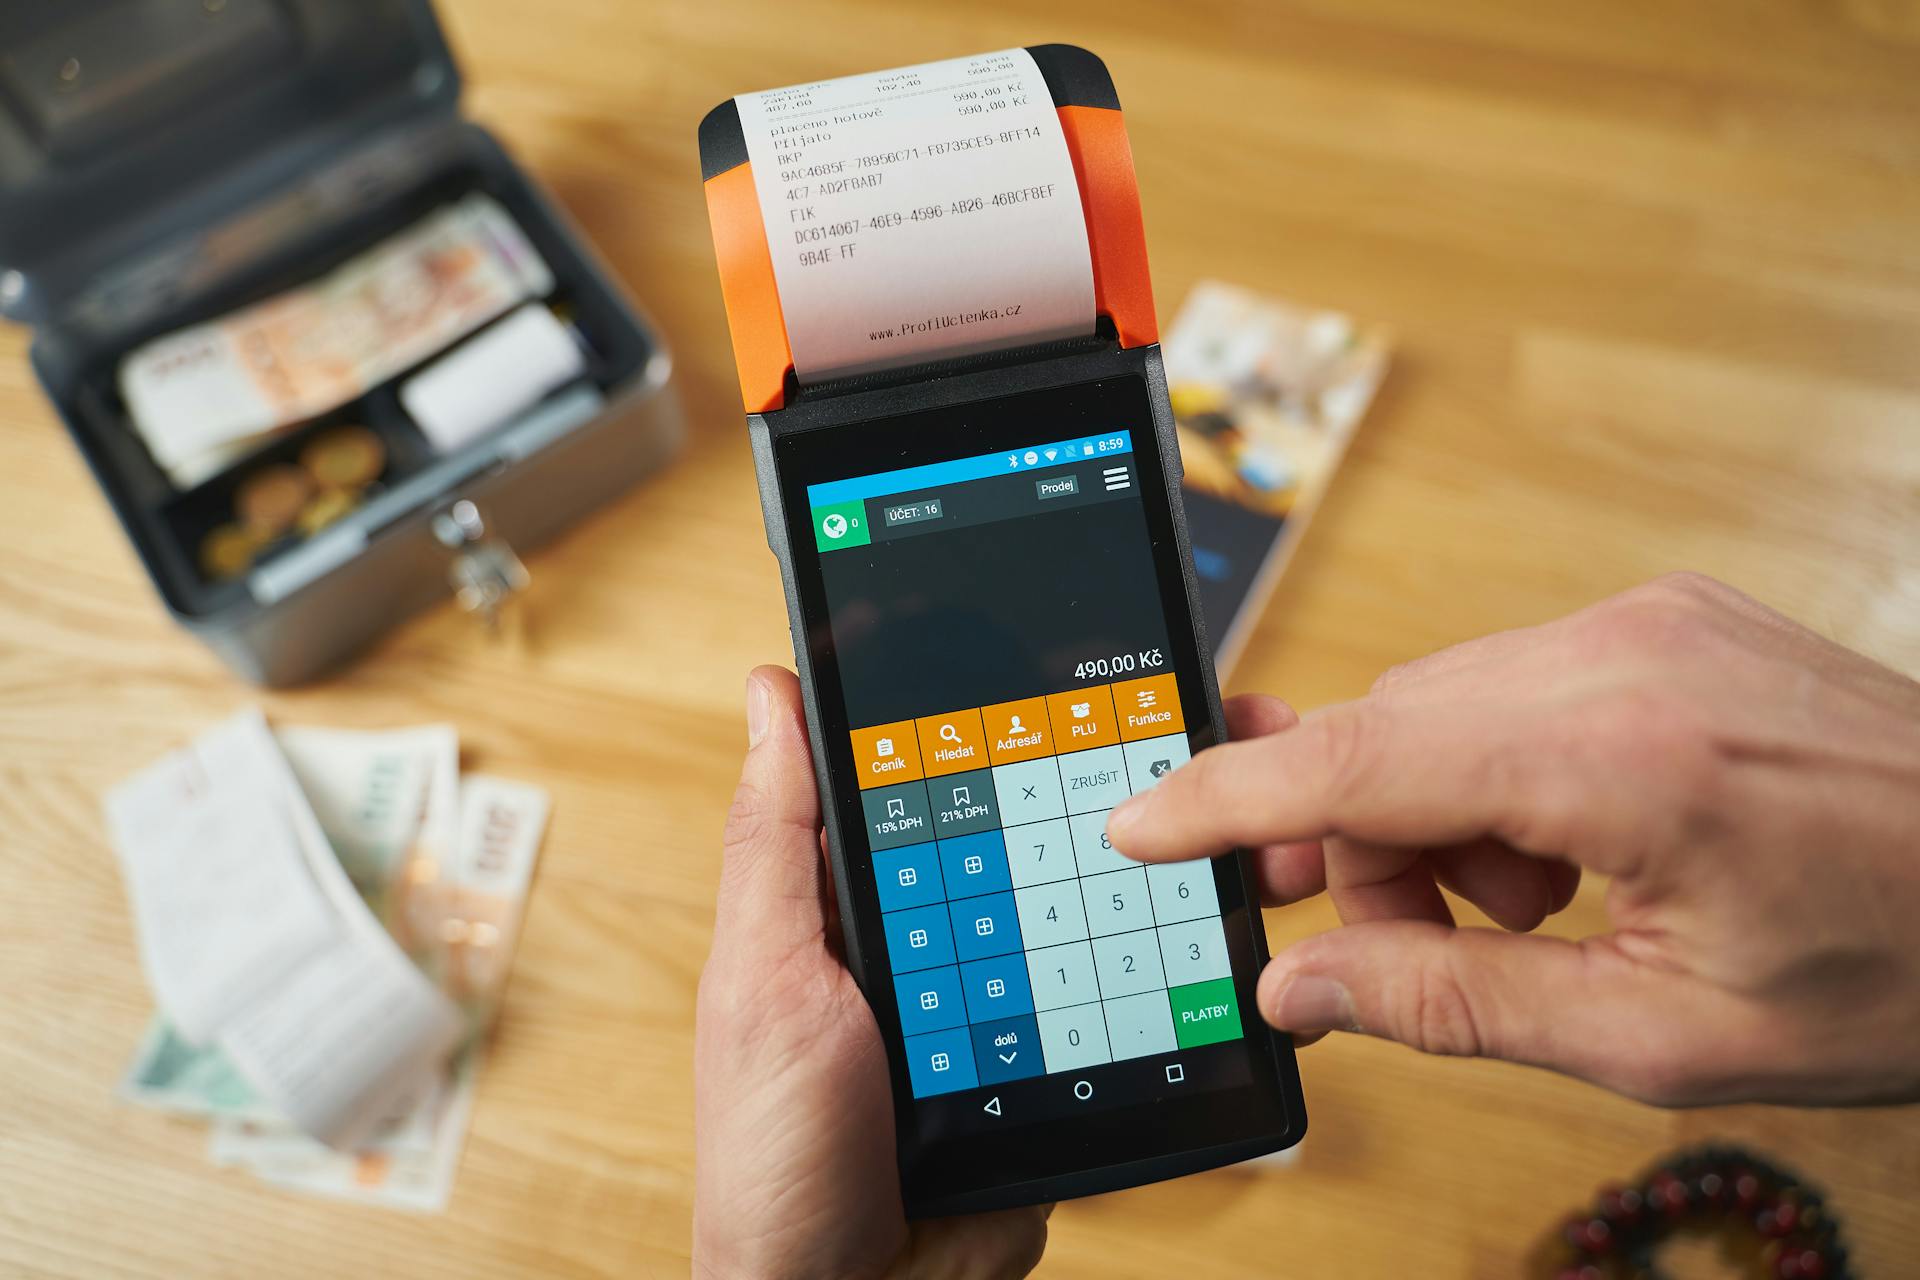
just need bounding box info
[745,675,771,748]
[1270,975,1353,1031]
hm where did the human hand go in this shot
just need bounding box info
[1109,573,1920,1107]
[693,666,1049,1279]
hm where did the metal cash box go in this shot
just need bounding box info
[0,0,683,685]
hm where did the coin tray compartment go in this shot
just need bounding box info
[52,158,648,620]
[155,400,405,590]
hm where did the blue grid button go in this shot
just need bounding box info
[904,1025,979,1097]
[882,903,956,973]
[959,951,1035,1022]
[947,891,1022,963]
[937,830,1011,900]
[893,965,966,1037]
[874,842,944,912]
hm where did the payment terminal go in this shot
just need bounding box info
[698,44,1306,1216]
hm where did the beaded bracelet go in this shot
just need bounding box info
[1550,1145,1852,1279]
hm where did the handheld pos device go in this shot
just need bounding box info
[699,46,1305,1215]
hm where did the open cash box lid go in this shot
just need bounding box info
[0,0,462,328]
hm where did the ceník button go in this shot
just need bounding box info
[849,720,924,787]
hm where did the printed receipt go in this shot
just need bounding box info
[734,49,1096,382]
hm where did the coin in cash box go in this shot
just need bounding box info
[200,524,261,580]
[235,464,315,537]
[299,425,386,491]
[296,488,360,537]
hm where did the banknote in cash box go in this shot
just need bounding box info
[0,0,684,684]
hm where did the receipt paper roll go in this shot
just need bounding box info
[733,49,1098,383]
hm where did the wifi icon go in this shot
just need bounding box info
[1043,448,1058,462]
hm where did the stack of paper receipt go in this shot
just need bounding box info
[106,709,549,1211]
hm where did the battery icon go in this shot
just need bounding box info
[1081,440,1094,454]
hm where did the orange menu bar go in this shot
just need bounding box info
[854,677,1186,786]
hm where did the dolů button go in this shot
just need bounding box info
[969,1013,1042,1085]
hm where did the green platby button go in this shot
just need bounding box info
[1167,977,1242,1049]
[811,499,870,552]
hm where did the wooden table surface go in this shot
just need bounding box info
[3,2,1917,1276]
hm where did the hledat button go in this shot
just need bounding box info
[916,707,989,777]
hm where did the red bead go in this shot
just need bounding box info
[1652,1172,1690,1218]
[1581,1218,1614,1254]
[1735,1172,1763,1209]
[1601,1184,1645,1225]
[1776,1250,1825,1280]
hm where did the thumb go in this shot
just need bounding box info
[715,665,829,960]
[1258,921,1719,1102]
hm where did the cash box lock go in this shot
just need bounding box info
[432,499,528,630]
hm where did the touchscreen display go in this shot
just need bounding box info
[794,393,1258,1131]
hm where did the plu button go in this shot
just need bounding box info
[1035,474,1079,500]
